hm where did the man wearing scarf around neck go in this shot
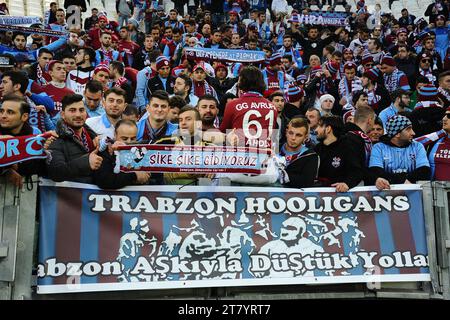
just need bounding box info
[46,93,102,184]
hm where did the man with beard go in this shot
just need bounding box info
[118,26,140,67]
[269,91,289,150]
[314,115,364,192]
[338,62,362,109]
[173,74,198,106]
[291,25,342,67]
[47,8,68,44]
[163,27,183,63]
[380,54,411,94]
[418,33,443,72]
[83,80,104,118]
[165,9,184,30]
[46,94,101,184]
[196,95,219,132]
[209,63,236,102]
[133,34,157,70]
[280,55,302,82]
[370,115,430,190]
[95,32,122,66]
[66,47,96,95]
[367,38,383,65]
[88,15,112,50]
[388,28,411,56]
[394,45,416,89]
[416,52,439,86]
[305,107,321,147]
[86,87,127,140]
[277,35,303,70]
[84,7,99,31]
[45,2,58,26]
[54,31,83,61]
[378,89,411,129]
[360,67,391,114]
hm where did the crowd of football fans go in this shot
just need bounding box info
[0,0,449,191]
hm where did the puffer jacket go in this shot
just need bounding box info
[46,120,97,184]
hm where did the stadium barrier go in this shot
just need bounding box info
[0,176,37,300]
[0,177,449,300]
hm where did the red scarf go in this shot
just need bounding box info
[68,126,95,152]
[114,76,128,88]
[0,133,50,167]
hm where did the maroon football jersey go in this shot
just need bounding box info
[220,92,278,148]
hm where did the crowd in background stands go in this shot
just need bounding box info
[0,0,449,191]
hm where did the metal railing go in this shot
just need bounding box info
[0,176,37,300]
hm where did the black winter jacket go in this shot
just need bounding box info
[147,75,175,100]
[283,149,319,189]
[93,150,137,189]
[46,121,97,183]
[314,136,364,188]
[343,122,376,185]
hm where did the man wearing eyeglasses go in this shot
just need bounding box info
[415,106,450,181]
[418,33,443,72]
